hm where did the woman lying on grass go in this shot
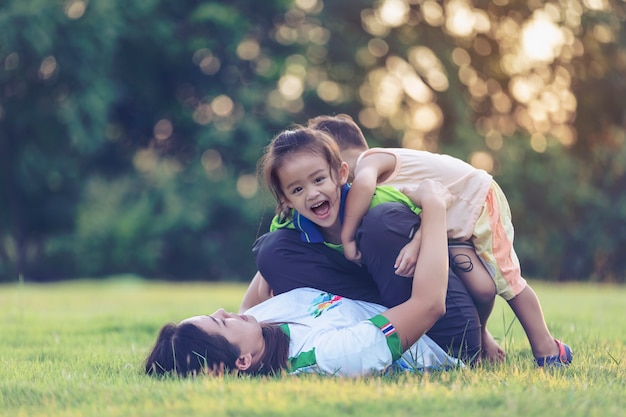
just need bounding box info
[145,180,459,377]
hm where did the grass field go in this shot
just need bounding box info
[1,277,625,417]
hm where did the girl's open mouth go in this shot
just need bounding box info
[311,201,330,217]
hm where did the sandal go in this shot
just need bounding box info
[535,339,573,367]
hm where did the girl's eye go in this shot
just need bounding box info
[314,176,324,184]
[292,186,303,194]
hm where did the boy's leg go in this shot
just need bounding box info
[252,228,383,304]
[475,182,571,365]
[357,202,481,364]
[508,286,563,358]
[449,243,504,363]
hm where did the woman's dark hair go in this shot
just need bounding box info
[145,321,290,377]
[259,126,344,218]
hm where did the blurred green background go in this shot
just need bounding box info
[1,0,624,283]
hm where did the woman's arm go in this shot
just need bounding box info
[239,271,273,313]
[382,180,451,350]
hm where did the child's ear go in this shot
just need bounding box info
[282,199,294,209]
[339,161,350,185]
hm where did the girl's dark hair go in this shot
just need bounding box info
[145,321,290,378]
[307,114,369,151]
[259,126,344,218]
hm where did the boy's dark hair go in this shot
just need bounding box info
[307,114,369,150]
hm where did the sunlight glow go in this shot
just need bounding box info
[375,72,403,116]
[236,174,258,199]
[201,150,223,173]
[295,0,320,12]
[583,0,610,11]
[275,25,299,45]
[469,151,494,173]
[361,9,391,37]
[378,0,410,27]
[65,1,86,20]
[211,95,234,117]
[193,104,213,126]
[358,107,383,129]
[347,0,589,150]
[403,74,433,103]
[278,75,304,100]
[153,119,173,141]
[509,75,543,104]
[408,46,449,92]
[530,133,547,153]
[368,38,390,58]
[521,12,564,63]
[411,103,442,133]
[39,56,57,80]
[236,39,260,61]
[445,0,476,37]
[421,1,444,27]
[317,81,343,103]
[193,49,221,76]
[134,149,158,173]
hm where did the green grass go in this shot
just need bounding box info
[1,277,625,417]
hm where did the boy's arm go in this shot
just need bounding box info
[341,152,396,261]
[239,271,273,313]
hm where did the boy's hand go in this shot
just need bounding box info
[394,235,420,277]
[343,240,362,265]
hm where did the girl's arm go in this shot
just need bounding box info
[382,180,451,350]
[341,152,397,262]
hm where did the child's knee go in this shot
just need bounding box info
[472,284,497,304]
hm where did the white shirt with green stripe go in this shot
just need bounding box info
[244,287,462,376]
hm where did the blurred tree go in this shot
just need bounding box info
[1,0,624,282]
[0,0,121,280]
[0,0,288,281]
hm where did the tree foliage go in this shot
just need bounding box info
[1,0,624,282]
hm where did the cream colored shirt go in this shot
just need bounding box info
[358,148,492,241]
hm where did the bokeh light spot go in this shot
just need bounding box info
[236,174,259,199]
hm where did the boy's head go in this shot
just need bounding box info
[307,114,369,180]
[307,114,369,152]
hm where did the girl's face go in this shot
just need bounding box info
[278,151,349,234]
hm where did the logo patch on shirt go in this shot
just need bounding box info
[380,322,397,337]
[308,292,343,318]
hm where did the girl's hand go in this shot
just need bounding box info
[343,240,362,265]
[394,235,420,277]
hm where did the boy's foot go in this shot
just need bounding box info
[481,328,506,363]
[535,339,573,367]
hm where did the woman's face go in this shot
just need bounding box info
[279,151,349,233]
[181,309,264,358]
